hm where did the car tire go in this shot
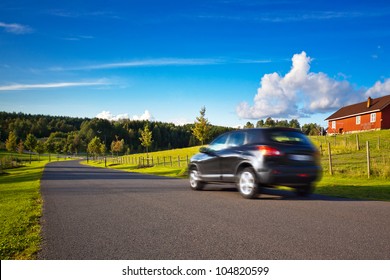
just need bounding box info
[296,184,314,197]
[189,168,205,190]
[237,168,258,199]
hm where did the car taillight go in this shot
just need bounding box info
[257,145,283,156]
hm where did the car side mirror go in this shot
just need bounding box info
[200,146,217,154]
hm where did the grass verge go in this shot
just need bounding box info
[0,161,46,259]
[316,175,390,201]
[0,154,72,260]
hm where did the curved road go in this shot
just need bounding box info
[39,160,390,260]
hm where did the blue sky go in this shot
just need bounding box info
[1,0,390,127]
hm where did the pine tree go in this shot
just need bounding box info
[192,106,210,145]
[5,131,17,152]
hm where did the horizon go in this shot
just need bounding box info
[1,0,390,128]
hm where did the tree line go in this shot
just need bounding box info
[0,111,232,156]
[243,117,325,135]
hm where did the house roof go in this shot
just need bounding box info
[325,94,390,121]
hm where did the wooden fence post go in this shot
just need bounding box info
[366,141,370,179]
[328,142,333,175]
[356,134,360,151]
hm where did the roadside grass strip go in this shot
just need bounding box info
[0,161,46,259]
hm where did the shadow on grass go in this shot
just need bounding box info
[0,169,43,185]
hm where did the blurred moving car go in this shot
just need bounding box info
[188,128,322,199]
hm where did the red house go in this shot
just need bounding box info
[325,95,390,134]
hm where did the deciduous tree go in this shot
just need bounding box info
[139,125,153,155]
[88,136,103,158]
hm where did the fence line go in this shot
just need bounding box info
[322,140,389,178]
[106,155,192,168]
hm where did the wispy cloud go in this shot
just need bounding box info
[196,7,390,23]
[255,10,378,23]
[51,57,271,71]
[61,35,95,41]
[77,58,225,70]
[46,9,121,20]
[0,22,33,34]
[0,80,109,91]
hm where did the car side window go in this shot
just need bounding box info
[227,132,246,147]
[208,133,229,151]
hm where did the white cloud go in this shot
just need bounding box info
[0,22,33,34]
[236,51,365,119]
[96,110,154,121]
[0,80,109,91]
[132,110,153,121]
[364,79,390,98]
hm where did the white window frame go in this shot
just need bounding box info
[356,116,361,125]
[370,113,376,123]
[331,121,336,129]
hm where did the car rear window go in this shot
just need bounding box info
[268,131,310,145]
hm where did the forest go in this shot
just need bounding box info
[0,111,233,155]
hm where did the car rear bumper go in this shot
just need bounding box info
[256,165,322,186]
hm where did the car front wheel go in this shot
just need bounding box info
[237,168,258,199]
[189,168,205,190]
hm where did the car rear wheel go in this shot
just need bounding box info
[189,168,205,190]
[296,184,314,197]
[238,168,258,199]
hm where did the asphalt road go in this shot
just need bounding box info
[39,160,390,260]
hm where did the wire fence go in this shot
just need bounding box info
[315,135,390,179]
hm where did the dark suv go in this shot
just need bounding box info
[188,128,321,199]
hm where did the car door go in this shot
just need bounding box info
[197,133,229,181]
[219,131,246,182]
